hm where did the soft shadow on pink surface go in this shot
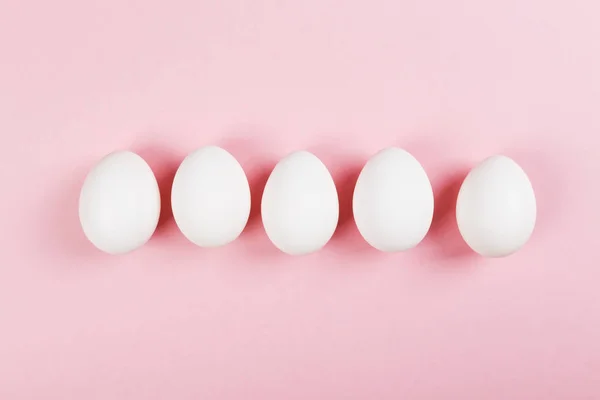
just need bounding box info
[134,144,185,242]
[415,167,479,269]
[424,168,475,261]
[396,139,479,265]
[308,144,380,258]
[243,163,274,235]
[332,163,362,233]
[218,131,278,236]
[329,161,374,253]
[218,135,284,259]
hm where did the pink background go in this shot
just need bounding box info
[1,0,599,398]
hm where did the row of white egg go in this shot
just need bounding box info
[79,146,536,257]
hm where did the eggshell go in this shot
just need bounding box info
[353,147,434,252]
[261,151,339,255]
[171,146,251,247]
[79,151,161,254]
[456,155,537,257]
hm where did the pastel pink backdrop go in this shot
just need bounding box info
[1,0,599,399]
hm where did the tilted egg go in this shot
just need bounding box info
[261,151,339,255]
[171,146,251,247]
[456,155,536,257]
[79,151,161,254]
[353,147,434,252]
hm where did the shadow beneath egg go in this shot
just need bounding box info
[133,144,186,242]
[334,164,361,232]
[306,144,381,258]
[331,173,381,258]
[243,163,274,236]
[421,167,478,265]
[218,135,276,237]
[329,162,373,253]
[217,134,286,259]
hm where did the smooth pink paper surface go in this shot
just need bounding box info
[1,1,599,398]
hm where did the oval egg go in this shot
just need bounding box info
[261,151,339,255]
[171,146,251,247]
[79,151,161,254]
[456,155,536,257]
[353,147,434,252]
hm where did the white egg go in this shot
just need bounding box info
[79,151,161,254]
[171,146,250,247]
[261,151,339,255]
[456,155,536,257]
[353,147,434,252]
